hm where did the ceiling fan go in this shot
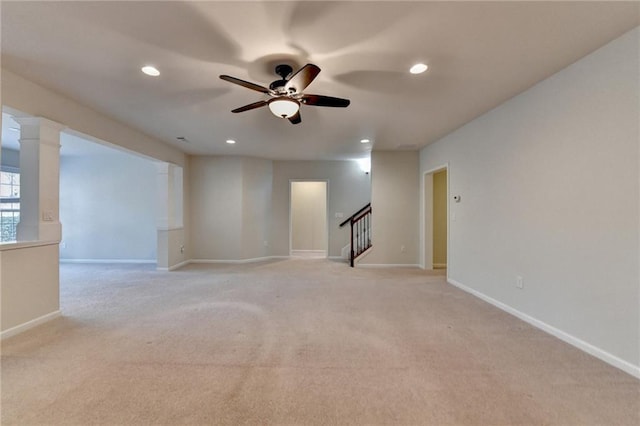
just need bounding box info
[219,63,350,124]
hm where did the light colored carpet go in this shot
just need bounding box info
[1,259,638,425]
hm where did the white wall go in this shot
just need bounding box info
[1,242,60,334]
[363,151,419,265]
[271,160,371,257]
[291,181,327,251]
[241,157,272,259]
[59,143,157,261]
[190,157,368,260]
[420,28,639,374]
[190,156,244,260]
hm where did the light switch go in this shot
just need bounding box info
[335,212,344,218]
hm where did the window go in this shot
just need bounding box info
[1,169,20,243]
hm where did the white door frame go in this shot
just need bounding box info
[421,164,450,279]
[289,179,330,257]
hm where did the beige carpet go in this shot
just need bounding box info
[2,259,638,425]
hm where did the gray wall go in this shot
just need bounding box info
[190,156,244,260]
[60,144,157,261]
[241,157,273,259]
[420,28,639,371]
[271,160,371,257]
[189,156,273,261]
[189,158,371,260]
[363,151,420,265]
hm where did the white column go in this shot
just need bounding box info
[156,162,171,230]
[156,162,184,269]
[14,117,65,242]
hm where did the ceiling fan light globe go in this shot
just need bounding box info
[268,98,300,119]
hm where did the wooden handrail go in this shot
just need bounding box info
[339,203,371,228]
[339,203,373,267]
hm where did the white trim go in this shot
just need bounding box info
[0,165,20,173]
[340,243,351,259]
[60,259,155,264]
[168,260,190,271]
[448,278,640,379]
[290,250,327,258]
[353,245,374,265]
[1,310,61,340]
[190,256,288,265]
[357,263,421,268]
[0,240,59,251]
[156,226,184,232]
[156,260,191,272]
[328,256,346,261]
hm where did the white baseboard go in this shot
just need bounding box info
[290,250,327,258]
[168,260,190,271]
[341,244,351,259]
[357,263,421,268]
[156,260,191,272]
[328,256,347,261]
[190,256,288,265]
[60,259,155,264]
[1,310,61,340]
[447,278,640,379]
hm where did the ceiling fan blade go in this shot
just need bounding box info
[231,100,268,113]
[285,64,321,93]
[220,75,270,94]
[288,111,302,124]
[302,94,350,108]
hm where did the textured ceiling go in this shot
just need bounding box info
[2,1,638,160]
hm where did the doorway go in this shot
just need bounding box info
[423,165,449,270]
[290,180,328,258]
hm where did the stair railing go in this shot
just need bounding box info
[339,203,372,267]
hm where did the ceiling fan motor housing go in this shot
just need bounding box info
[270,64,294,92]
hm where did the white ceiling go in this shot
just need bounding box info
[2,1,638,161]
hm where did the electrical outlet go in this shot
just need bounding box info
[516,276,524,289]
[400,245,406,253]
[180,245,185,254]
[264,240,268,247]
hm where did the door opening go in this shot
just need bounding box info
[423,165,448,270]
[290,180,328,258]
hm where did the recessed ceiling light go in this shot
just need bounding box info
[141,65,160,76]
[360,139,370,144]
[409,63,428,74]
[226,139,236,144]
